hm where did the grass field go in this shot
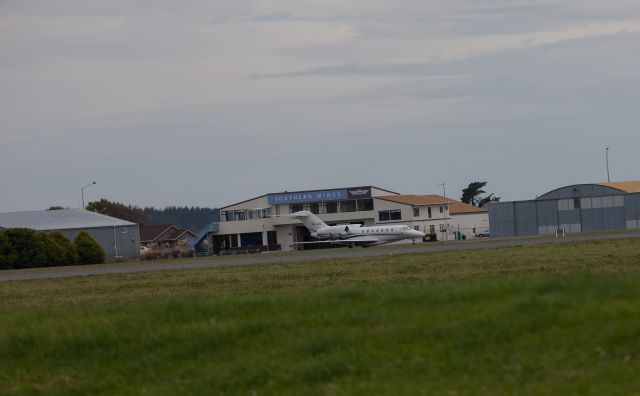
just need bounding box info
[1,238,640,395]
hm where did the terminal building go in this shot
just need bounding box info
[208,186,488,253]
[488,181,640,237]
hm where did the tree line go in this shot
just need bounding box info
[0,229,105,270]
[79,199,218,231]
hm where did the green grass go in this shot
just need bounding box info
[1,238,640,395]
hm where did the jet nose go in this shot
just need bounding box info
[410,230,426,238]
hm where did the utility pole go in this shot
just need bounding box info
[605,147,610,182]
[438,182,446,199]
[437,182,448,241]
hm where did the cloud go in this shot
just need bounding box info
[1,0,640,210]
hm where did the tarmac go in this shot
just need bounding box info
[1,230,639,282]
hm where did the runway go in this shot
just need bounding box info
[2,230,640,282]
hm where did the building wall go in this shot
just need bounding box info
[625,193,640,229]
[488,192,639,237]
[217,188,385,251]
[450,212,489,239]
[57,225,140,258]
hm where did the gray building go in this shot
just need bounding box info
[489,181,640,237]
[0,209,140,258]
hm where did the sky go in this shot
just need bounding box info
[1,0,639,212]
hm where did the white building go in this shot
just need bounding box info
[212,186,488,253]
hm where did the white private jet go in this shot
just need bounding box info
[291,211,426,247]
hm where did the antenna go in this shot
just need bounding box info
[605,147,611,182]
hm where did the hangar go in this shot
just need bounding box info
[0,209,140,258]
[488,181,640,237]
[206,186,488,253]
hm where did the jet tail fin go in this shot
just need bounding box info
[290,211,327,232]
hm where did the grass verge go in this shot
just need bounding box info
[1,238,640,395]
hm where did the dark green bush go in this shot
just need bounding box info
[45,231,78,266]
[2,228,47,269]
[0,231,18,269]
[74,231,105,265]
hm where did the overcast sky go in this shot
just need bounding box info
[1,0,639,212]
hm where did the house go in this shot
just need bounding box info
[139,224,197,248]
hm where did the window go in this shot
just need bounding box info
[325,201,338,213]
[290,203,303,213]
[413,208,419,217]
[221,211,230,222]
[379,209,401,221]
[306,202,320,214]
[340,200,356,212]
[428,207,432,218]
[430,225,435,234]
[614,195,624,207]
[439,206,444,214]
[439,224,446,232]
[357,199,374,211]
[121,228,128,234]
[234,210,246,221]
[378,210,390,221]
[573,198,581,209]
[558,199,575,211]
[414,226,420,231]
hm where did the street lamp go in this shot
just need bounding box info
[81,181,96,210]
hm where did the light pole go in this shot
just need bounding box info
[605,147,610,182]
[81,181,96,210]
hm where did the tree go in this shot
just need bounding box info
[143,206,220,230]
[0,231,17,269]
[461,182,487,206]
[478,194,501,208]
[74,231,105,265]
[461,181,500,207]
[87,199,148,226]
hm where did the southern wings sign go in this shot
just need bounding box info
[268,187,371,205]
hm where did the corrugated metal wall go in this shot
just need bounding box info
[514,201,538,236]
[487,202,515,237]
[625,193,640,229]
[59,225,140,257]
[489,193,636,237]
[535,200,558,234]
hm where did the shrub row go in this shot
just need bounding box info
[0,228,105,269]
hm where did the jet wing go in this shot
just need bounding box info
[292,236,379,246]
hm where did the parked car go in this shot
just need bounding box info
[475,231,491,238]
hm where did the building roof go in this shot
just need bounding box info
[377,195,488,214]
[448,201,488,214]
[0,209,136,231]
[140,224,196,243]
[377,194,450,206]
[598,180,640,193]
[139,224,179,242]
